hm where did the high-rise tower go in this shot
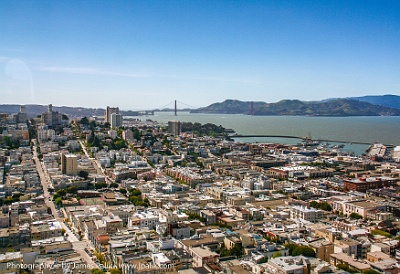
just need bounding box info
[105,106,120,124]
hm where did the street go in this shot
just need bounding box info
[32,141,97,267]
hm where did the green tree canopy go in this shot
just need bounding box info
[91,269,104,274]
[363,270,381,274]
[78,170,89,179]
[371,229,392,238]
[55,197,62,207]
[130,189,141,196]
[66,186,78,194]
[350,213,363,219]
[284,243,298,255]
[292,246,316,257]
[56,189,67,197]
[309,201,332,211]
[272,251,282,258]
[80,117,89,125]
[109,269,122,274]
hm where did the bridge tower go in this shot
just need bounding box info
[250,101,254,116]
[174,100,177,116]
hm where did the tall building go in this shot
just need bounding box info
[110,113,123,128]
[61,153,78,176]
[105,106,119,124]
[168,121,180,136]
[41,104,62,126]
[13,105,27,123]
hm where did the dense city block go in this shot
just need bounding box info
[1,105,400,274]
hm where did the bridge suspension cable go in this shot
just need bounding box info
[176,100,198,109]
[156,101,175,110]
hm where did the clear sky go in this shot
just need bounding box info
[1,1,399,110]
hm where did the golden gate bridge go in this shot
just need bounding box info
[152,100,381,146]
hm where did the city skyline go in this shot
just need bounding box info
[1,1,400,110]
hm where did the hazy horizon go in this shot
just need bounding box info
[1,1,399,110]
[0,94,398,112]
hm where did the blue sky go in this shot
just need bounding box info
[1,1,399,110]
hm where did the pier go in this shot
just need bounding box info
[230,134,394,147]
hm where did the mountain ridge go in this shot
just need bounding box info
[1,95,399,117]
[190,97,400,116]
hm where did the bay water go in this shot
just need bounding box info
[129,112,400,155]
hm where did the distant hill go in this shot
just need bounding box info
[191,99,400,116]
[0,104,105,118]
[349,94,400,109]
[0,104,152,119]
[190,99,266,114]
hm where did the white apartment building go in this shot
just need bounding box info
[290,205,324,223]
[128,211,160,229]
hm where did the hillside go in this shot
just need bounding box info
[190,99,400,116]
[0,104,105,118]
[0,104,148,118]
[350,94,400,110]
[190,99,265,114]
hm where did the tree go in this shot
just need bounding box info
[309,201,332,211]
[90,120,97,129]
[187,212,206,222]
[66,186,78,194]
[272,251,282,258]
[119,188,127,195]
[113,139,127,150]
[337,263,349,271]
[78,170,89,180]
[371,229,392,238]
[219,243,243,258]
[292,246,316,257]
[91,269,104,274]
[55,197,63,207]
[94,182,107,189]
[284,243,298,256]
[1,136,20,149]
[130,189,142,196]
[57,189,67,197]
[350,213,363,220]
[196,158,204,167]
[132,128,140,140]
[80,117,89,125]
[94,251,106,264]
[109,269,122,274]
[110,183,119,188]
[363,270,381,274]
[258,256,268,264]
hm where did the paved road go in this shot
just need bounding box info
[79,140,114,184]
[32,141,97,268]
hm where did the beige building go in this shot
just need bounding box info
[30,220,63,240]
[102,215,123,234]
[309,239,334,262]
[189,246,219,268]
[61,153,78,176]
[343,200,385,219]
